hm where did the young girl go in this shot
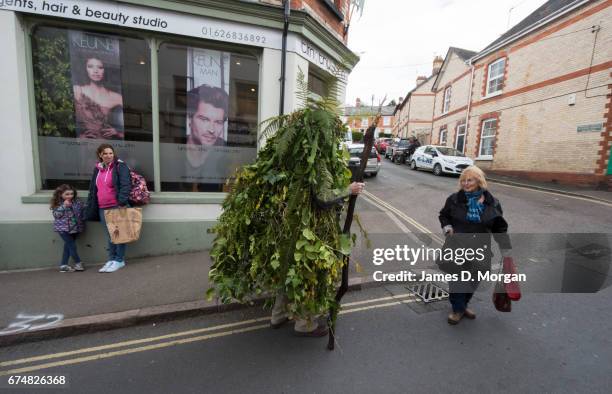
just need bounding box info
[51,184,86,272]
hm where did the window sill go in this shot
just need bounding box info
[482,91,502,100]
[475,156,493,161]
[21,192,227,205]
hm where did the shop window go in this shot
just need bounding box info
[32,25,153,190]
[308,71,329,99]
[158,43,259,192]
[479,118,497,158]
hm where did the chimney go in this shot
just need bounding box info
[432,56,444,75]
[356,97,361,107]
[416,75,427,85]
[398,97,403,104]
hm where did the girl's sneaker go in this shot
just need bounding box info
[105,260,125,273]
[99,261,115,273]
[60,265,74,273]
[74,262,85,272]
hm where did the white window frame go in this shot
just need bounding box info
[455,123,466,153]
[485,58,506,97]
[439,127,447,145]
[478,118,497,160]
[362,117,368,127]
[442,86,452,114]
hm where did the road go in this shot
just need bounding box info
[1,160,611,393]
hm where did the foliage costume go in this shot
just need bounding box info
[208,92,354,326]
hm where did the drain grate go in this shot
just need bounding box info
[406,283,449,303]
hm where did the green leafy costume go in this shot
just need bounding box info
[208,90,353,320]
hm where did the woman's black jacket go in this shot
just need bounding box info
[85,159,131,221]
[438,189,511,273]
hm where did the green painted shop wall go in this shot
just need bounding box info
[0,220,217,271]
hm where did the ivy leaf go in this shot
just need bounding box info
[271,259,280,270]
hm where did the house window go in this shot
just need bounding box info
[439,127,447,145]
[362,117,368,127]
[479,118,497,158]
[383,116,390,126]
[486,58,506,96]
[455,123,466,153]
[442,86,452,114]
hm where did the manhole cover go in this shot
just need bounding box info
[406,283,449,303]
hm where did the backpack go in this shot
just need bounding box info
[128,169,150,205]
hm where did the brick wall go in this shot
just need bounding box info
[466,0,612,186]
[290,0,347,42]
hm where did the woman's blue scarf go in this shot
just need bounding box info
[465,190,485,223]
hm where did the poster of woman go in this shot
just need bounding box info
[69,30,125,140]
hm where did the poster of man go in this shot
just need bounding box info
[69,30,125,140]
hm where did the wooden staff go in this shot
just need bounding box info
[327,105,384,350]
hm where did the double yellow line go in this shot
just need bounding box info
[362,190,444,245]
[0,294,418,376]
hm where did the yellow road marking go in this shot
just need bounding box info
[0,295,417,376]
[363,190,444,244]
[0,298,418,376]
[1,294,417,369]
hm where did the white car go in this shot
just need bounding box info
[346,143,381,177]
[410,145,473,176]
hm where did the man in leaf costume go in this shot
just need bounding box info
[208,94,363,336]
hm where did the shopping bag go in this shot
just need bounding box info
[492,282,512,312]
[502,257,522,301]
[104,207,142,244]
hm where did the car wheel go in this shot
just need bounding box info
[433,164,443,176]
[410,160,417,170]
[371,172,378,177]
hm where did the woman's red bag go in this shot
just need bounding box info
[502,257,521,301]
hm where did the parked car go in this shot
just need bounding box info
[410,145,474,176]
[347,143,381,177]
[375,138,393,154]
[387,139,411,163]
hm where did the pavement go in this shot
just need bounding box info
[0,251,374,346]
[1,173,610,347]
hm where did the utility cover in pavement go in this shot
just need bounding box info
[406,283,449,303]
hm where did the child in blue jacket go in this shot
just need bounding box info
[51,184,86,272]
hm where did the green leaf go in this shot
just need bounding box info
[271,259,280,270]
[340,234,352,255]
[296,239,307,250]
[303,228,316,241]
[205,287,216,301]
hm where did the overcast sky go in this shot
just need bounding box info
[344,0,548,106]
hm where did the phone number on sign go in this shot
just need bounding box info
[5,375,68,386]
[202,27,267,44]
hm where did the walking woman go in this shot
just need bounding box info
[439,166,511,325]
[86,144,131,273]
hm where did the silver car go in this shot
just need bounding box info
[347,143,381,177]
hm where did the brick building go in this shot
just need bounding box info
[343,98,396,137]
[430,47,477,152]
[466,0,611,187]
[392,56,443,143]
